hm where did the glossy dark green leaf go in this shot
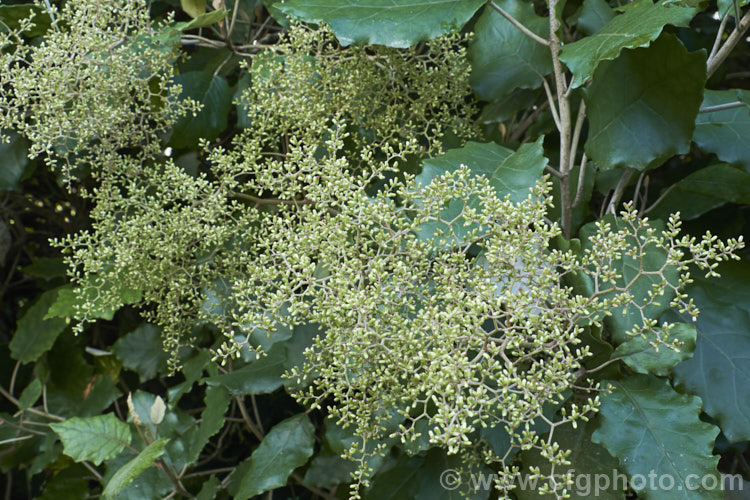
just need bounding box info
[50,414,132,466]
[584,34,705,171]
[576,0,614,35]
[613,323,696,376]
[693,90,750,170]
[235,413,315,499]
[468,1,552,101]
[21,257,68,280]
[592,375,721,499]
[186,385,230,463]
[517,420,625,500]
[112,324,169,381]
[36,464,89,500]
[647,164,750,221]
[560,0,697,88]
[207,342,286,395]
[10,288,68,364]
[670,260,750,442]
[415,138,547,244]
[276,0,485,48]
[169,72,232,149]
[102,438,169,499]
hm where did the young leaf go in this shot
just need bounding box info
[50,414,132,466]
[693,90,750,170]
[9,288,68,364]
[468,0,552,101]
[235,413,315,499]
[592,375,721,499]
[584,34,705,171]
[17,379,42,410]
[149,396,166,425]
[276,0,485,48]
[102,438,169,499]
[181,0,207,18]
[560,0,697,88]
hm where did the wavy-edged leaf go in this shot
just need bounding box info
[647,164,750,221]
[592,375,721,499]
[276,0,485,48]
[50,414,132,466]
[235,413,315,499]
[670,260,750,442]
[693,90,750,171]
[10,288,68,364]
[613,323,696,376]
[560,0,697,88]
[102,438,169,499]
[468,0,552,101]
[584,34,705,171]
[186,385,230,463]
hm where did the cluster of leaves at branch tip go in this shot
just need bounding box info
[1,2,746,498]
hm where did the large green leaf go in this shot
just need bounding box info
[186,385,230,463]
[576,0,615,35]
[670,260,750,442]
[560,0,697,88]
[693,90,750,171]
[10,288,68,364]
[235,413,315,499]
[102,438,169,499]
[468,0,552,101]
[169,72,232,149]
[46,281,142,321]
[584,34,705,171]
[516,420,625,500]
[276,0,485,48]
[0,4,51,37]
[206,342,286,395]
[592,375,721,499]
[647,164,750,221]
[50,414,132,466]
[112,324,169,381]
[612,322,696,376]
[578,216,678,344]
[303,453,356,490]
[415,138,547,244]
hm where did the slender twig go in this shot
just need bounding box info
[698,101,747,113]
[227,0,241,40]
[709,11,730,60]
[707,9,750,77]
[250,395,264,434]
[568,101,587,174]
[509,101,549,142]
[573,356,623,378]
[607,168,636,215]
[541,77,562,130]
[545,165,564,179]
[632,171,646,206]
[488,1,550,46]
[571,154,588,208]
[548,0,573,237]
[8,362,20,397]
[0,384,64,421]
[734,0,742,27]
[81,461,103,481]
[643,184,677,215]
[235,396,264,440]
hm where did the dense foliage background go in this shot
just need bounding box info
[2,0,750,498]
